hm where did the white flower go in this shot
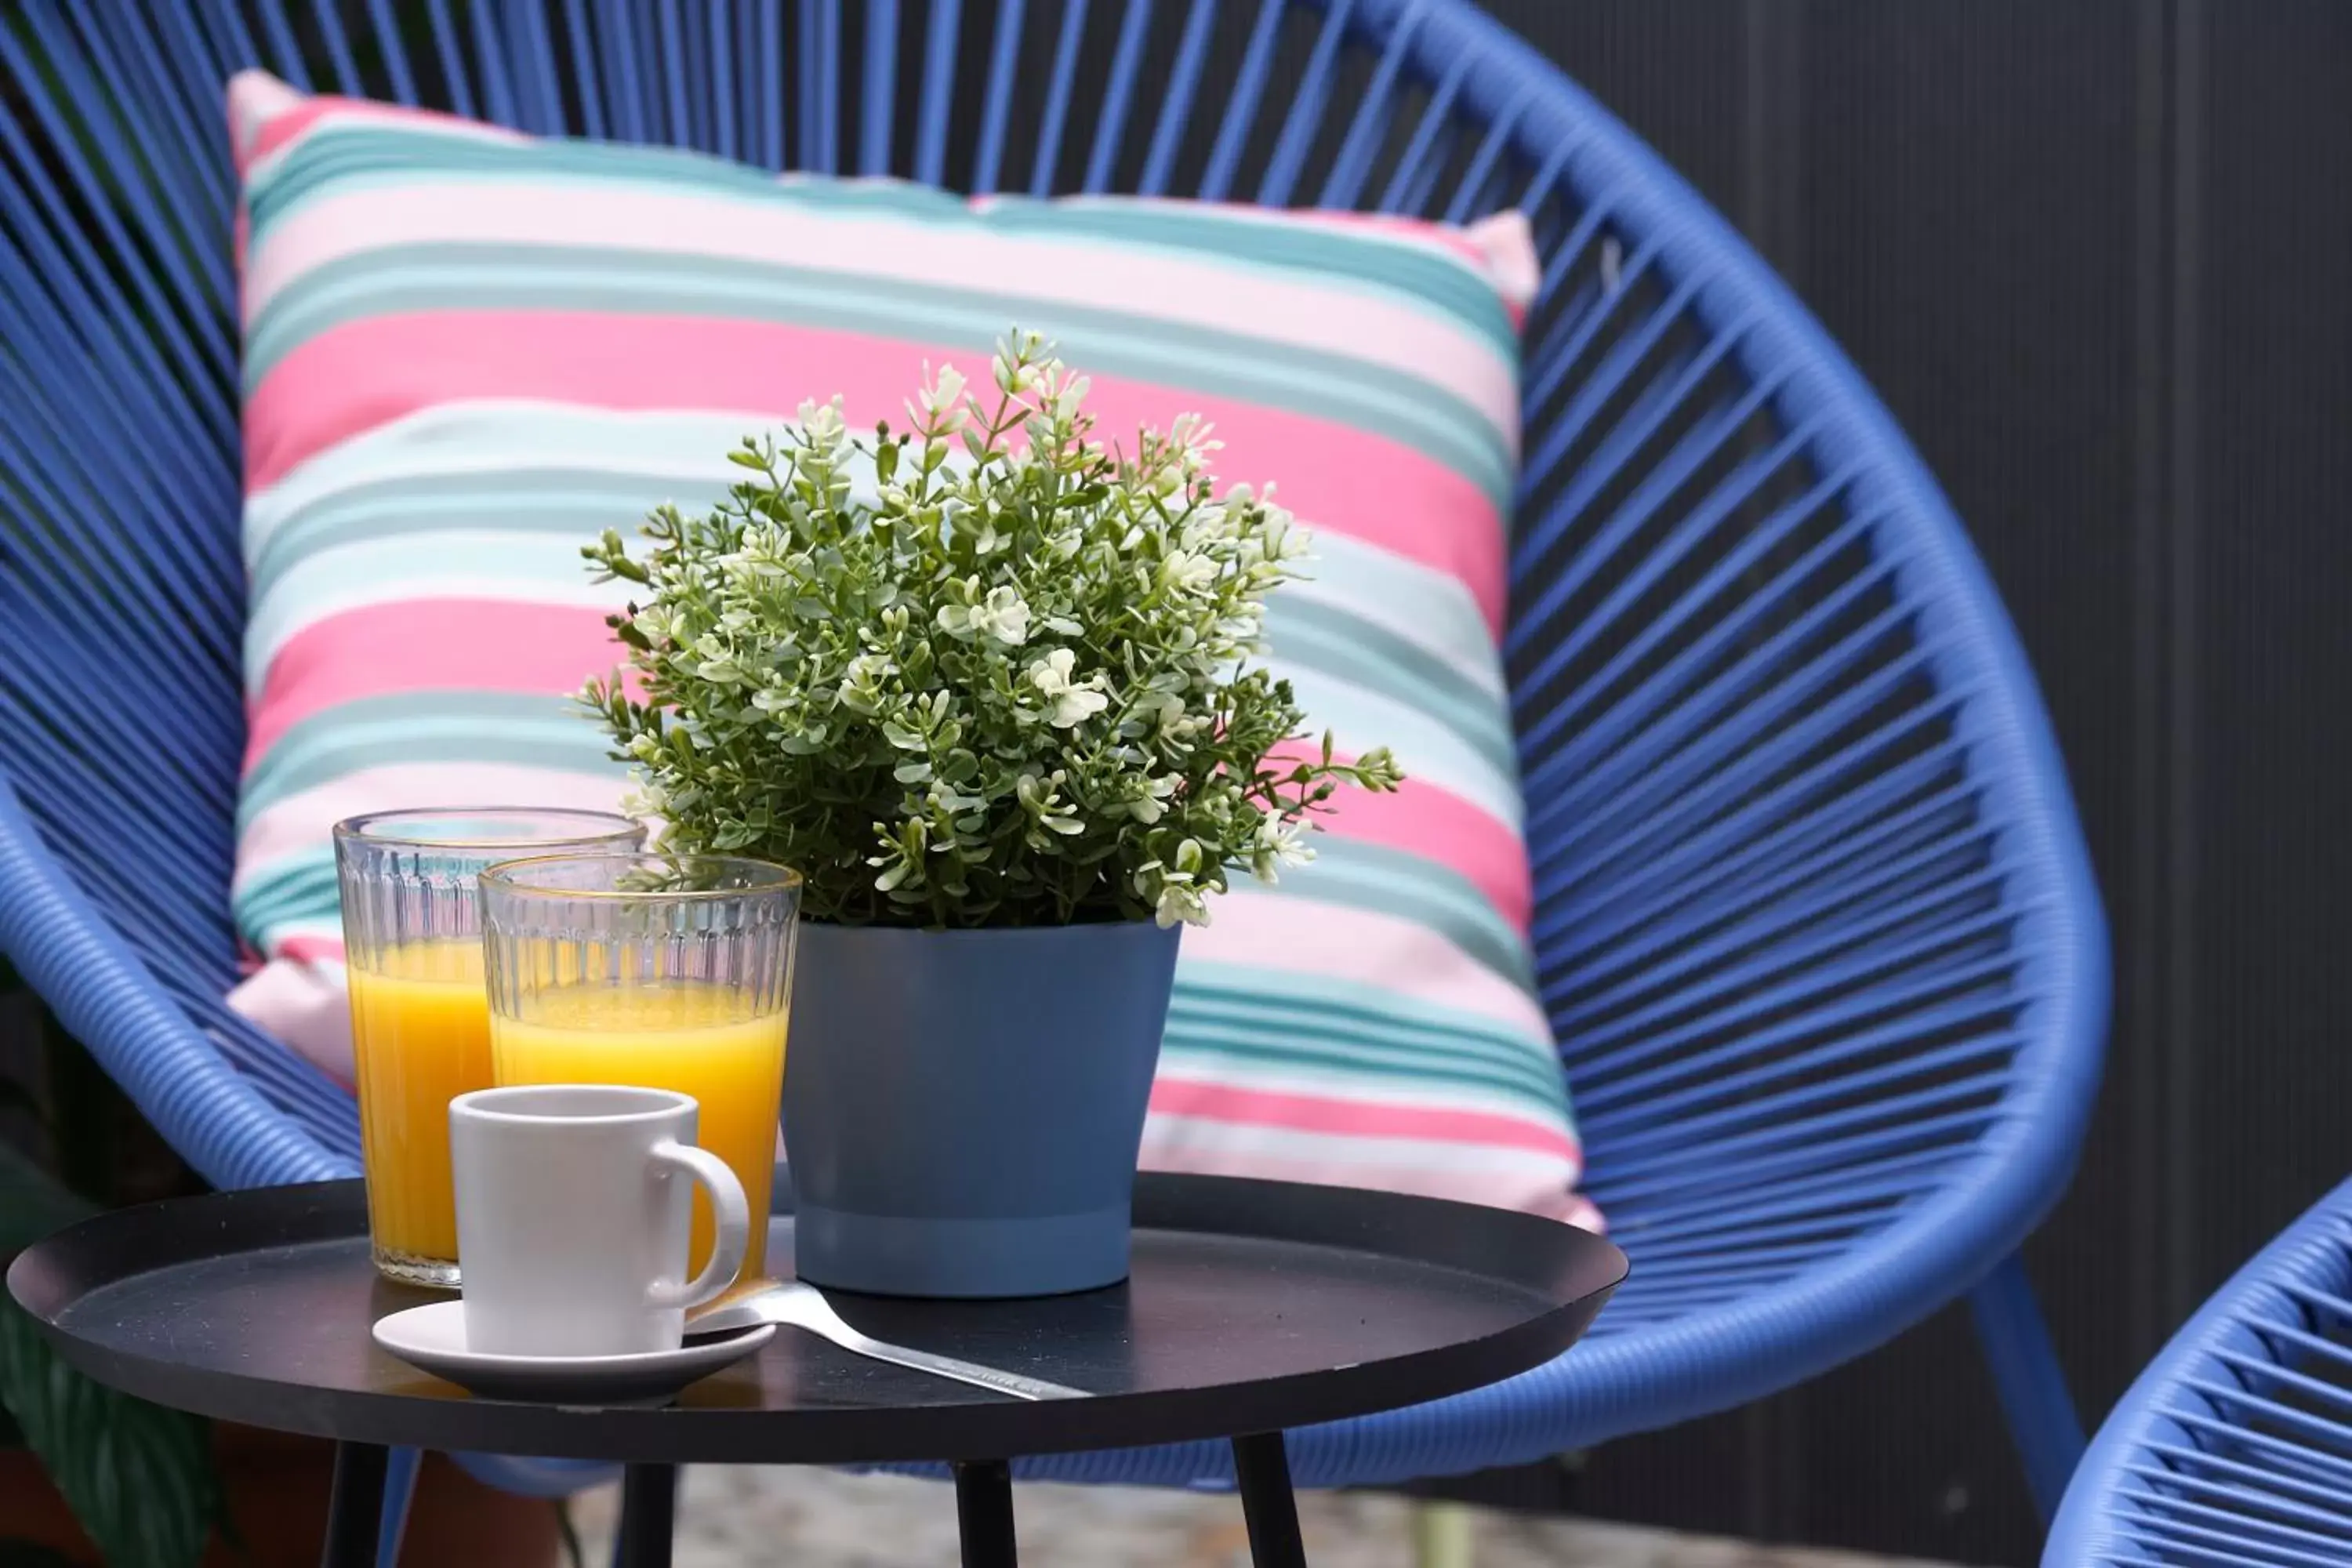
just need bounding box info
[993,340,1044,396]
[915,362,969,434]
[1170,412,1220,459]
[691,637,744,684]
[1160,550,1218,592]
[1132,691,1187,736]
[797,396,848,451]
[836,652,896,714]
[1249,815,1316,885]
[1027,647,1109,728]
[1154,876,1211,928]
[978,586,1030,645]
[1028,647,1079,695]
[1127,773,1181,825]
[937,585,1031,646]
[1047,371,1091,421]
[617,782,666,822]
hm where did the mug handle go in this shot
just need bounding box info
[645,1142,751,1311]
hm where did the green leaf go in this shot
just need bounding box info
[0,1145,216,1568]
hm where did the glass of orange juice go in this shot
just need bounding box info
[333,809,644,1287]
[479,854,800,1283]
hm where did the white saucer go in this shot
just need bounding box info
[371,1301,775,1406]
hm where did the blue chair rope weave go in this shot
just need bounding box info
[2045,1175,2352,1566]
[0,0,2108,1516]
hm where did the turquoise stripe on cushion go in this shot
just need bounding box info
[252,135,1515,354]
[245,245,1514,510]
[1264,840,1533,989]
[1170,965,1566,1109]
[232,853,339,940]
[978,199,1519,354]
[249,473,722,600]
[1156,1025,1559,1123]
[245,532,630,687]
[254,139,785,223]
[245,405,873,554]
[1167,1000,1559,1113]
[1262,597,1515,775]
[1265,660,1523,827]
[1289,532,1506,685]
[241,691,621,827]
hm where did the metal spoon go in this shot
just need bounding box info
[685,1279,1088,1402]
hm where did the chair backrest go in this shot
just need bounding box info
[0,2,2107,1330]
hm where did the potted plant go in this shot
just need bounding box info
[583,334,1399,1298]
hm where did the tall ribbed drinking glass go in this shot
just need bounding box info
[334,808,644,1287]
[481,855,800,1282]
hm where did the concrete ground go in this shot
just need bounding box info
[572,1466,1969,1567]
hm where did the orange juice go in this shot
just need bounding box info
[489,983,788,1279]
[347,939,494,1268]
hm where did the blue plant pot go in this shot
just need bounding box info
[779,920,1182,1298]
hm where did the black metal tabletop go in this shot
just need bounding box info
[5,1173,1624,1467]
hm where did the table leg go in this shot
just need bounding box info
[320,1442,389,1568]
[953,1458,1018,1567]
[1233,1432,1308,1568]
[615,1463,678,1568]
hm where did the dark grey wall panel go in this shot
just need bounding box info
[1465,2,2351,1564]
[2185,0,2352,1291]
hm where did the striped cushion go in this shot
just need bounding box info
[226,71,1594,1226]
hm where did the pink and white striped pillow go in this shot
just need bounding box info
[226,72,1594,1226]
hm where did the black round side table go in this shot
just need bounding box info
[8,1173,1624,1567]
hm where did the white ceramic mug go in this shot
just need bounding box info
[448,1084,750,1357]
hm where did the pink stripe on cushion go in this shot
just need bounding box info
[1181,893,1552,1038]
[1265,739,1530,932]
[242,185,1522,439]
[245,599,626,765]
[235,763,630,874]
[244,313,1509,631]
[1149,1076,1578,1158]
[278,935,346,964]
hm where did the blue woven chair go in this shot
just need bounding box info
[2045,1177,2352,1565]
[0,0,2108,1534]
